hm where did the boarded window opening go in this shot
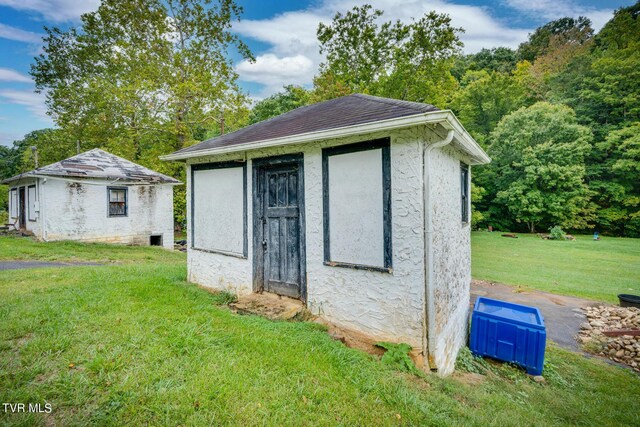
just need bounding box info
[150,235,163,246]
[108,187,128,217]
[191,161,247,257]
[322,138,392,271]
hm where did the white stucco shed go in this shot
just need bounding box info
[3,149,180,249]
[162,94,490,375]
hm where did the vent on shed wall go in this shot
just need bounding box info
[150,235,163,246]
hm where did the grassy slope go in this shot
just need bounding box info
[1,236,639,426]
[472,232,640,303]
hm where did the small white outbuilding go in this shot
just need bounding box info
[3,148,180,249]
[162,94,491,374]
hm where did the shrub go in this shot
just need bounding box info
[548,226,566,240]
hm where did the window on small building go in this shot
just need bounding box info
[461,163,470,223]
[9,188,17,219]
[191,161,247,257]
[27,185,37,221]
[322,138,392,271]
[108,187,128,217]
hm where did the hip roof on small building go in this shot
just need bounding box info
[162,93,490,164]
[2,148,181,185]
[171,94,438,156]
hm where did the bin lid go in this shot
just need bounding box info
[474,297,544,327]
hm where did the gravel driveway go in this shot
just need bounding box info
[471,280,602,351]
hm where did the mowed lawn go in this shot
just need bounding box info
[1,236,640,426]
[472,232,640,303]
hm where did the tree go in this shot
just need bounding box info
[31,0,253,156]
[314,5,463,104]
[450,69,531,145]
[590,122,640,236]
[31,0,253,225]
[452,47,518,80]
[484,102,593,232]
[316,5,403,94]
[0,139,28,180]
[570,3,640,133]
[526,23,594,101]
[518,17,593,62]
[248,85,311,124]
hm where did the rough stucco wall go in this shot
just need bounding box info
[186,127,428,348]
[42,179,174,249]
[429,141,473,375]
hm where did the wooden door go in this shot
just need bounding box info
[18,187,26,230]
[253,155,305,300]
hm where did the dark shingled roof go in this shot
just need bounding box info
[2,149,181,185]
[172,93,439,156]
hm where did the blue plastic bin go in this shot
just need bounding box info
[470,297,546,375]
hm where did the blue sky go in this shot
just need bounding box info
[0,0,634,147]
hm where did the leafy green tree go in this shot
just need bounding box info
[484,102,593,232]
[450,69,531,145]
[30,0,253,225]
[0,185,7,223]
[248,85,311,124]
[525,24,594,101]
[0,141,27,180]
[452,47,518,80]
[470,183,486,227]
[314,5,462,104]
[574,4,640,134]
[32,0,252,157]
[590,122,640,236]
[518,17,593,62]
[316,5,403,94]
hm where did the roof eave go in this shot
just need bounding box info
[2,173,181,186]
[160,110,491,165]
[1,172,35,185]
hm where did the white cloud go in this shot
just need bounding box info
[0,89,50,122]
[236,54,314,97]
[0,0,100,22]
[234,0,616,98]
[503,0,614,31]
[0,23,42,43]
[233,0,536,97]
[0,68,32,83]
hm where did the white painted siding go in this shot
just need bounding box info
[41,178,174,249]
[328,148,384,268]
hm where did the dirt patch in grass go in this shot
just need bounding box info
[452,372,487,386]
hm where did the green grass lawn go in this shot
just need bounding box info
[472,232,640,303]
[1,236,639,426]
